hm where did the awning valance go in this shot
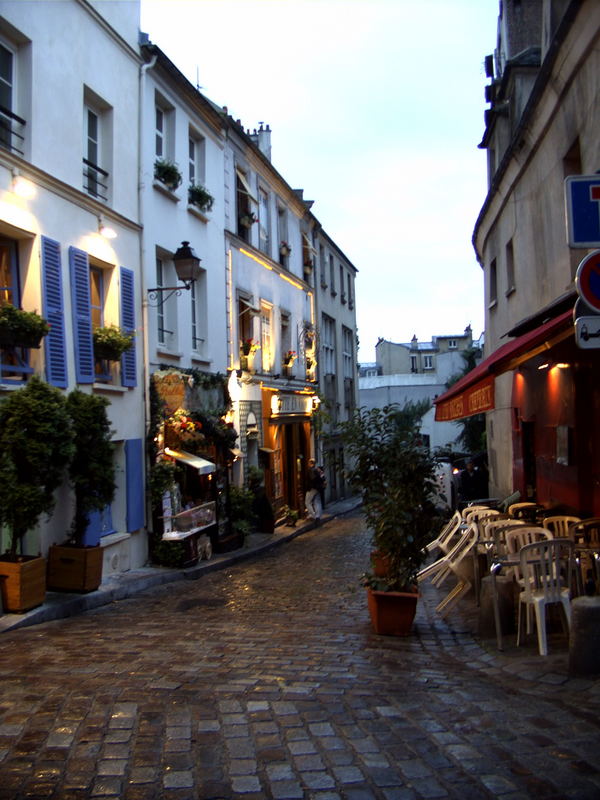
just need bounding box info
[434,309,573,421]
[164,447,215,475]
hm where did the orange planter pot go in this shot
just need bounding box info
[0,556,46,613]
[367,587,419,636]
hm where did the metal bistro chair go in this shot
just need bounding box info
[516,538,574,656]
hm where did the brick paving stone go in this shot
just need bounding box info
[1,510,600,800]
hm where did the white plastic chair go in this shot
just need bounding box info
[426,510,462,555]
[417,524,478,615]
[508,502,538,517]
[516,539,574,656]
[542,515,581,538]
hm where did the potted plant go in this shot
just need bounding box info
[0,303,50,349]
[188,183,214,213]
[240,212,258,228]
[280,241,292,257]
[0,377,73,612]
[47,390,116,593]
[154,158,182,191]
[339,402,441,636]
[283,350,297,367]
[93,325,134,361]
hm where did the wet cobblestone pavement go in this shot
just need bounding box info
[1,509,600,799]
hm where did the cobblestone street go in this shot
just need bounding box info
[1,509,600,799]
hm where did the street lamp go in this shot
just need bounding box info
[147,241,201,306]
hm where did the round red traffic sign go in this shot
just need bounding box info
[576,249,600,312]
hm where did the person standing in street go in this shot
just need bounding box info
[305,458,323,524]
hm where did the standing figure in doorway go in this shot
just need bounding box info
[305,458,323,524]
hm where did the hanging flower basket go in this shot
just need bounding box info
[280,241,291,257]
[240,213,258,228]
[283,350,297,366]
[93,326,134,361]
[0,304,50,349]
[241,338,260,356]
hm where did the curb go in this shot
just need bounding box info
[0,497,362,634]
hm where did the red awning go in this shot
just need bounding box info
[434,309,573,421]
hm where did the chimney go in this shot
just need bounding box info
[256,122,272,161]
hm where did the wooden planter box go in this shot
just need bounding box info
[47,544,103,593]
[0,556,46,613]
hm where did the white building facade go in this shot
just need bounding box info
[0,0,147,574]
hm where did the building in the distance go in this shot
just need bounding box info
[360,326,479,452]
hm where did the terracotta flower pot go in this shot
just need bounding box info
[366,587,419,636]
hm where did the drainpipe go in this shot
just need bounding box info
[138,48,157,529]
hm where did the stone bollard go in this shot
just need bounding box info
[569,596,600,677]
[479,574,515,638]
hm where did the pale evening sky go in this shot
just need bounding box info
[140,0,499,361]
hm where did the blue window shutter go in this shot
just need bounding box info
[85,506,115,546]
[69,246,94,383]
[41,236,68,388]
[125,438,145,531]
[120,267,137,387]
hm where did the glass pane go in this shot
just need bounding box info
[0,243,14,306]
[89,267,103,328]
[0,44,12,85]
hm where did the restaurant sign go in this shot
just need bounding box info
[435,376,495,422]
[270,392,313,417]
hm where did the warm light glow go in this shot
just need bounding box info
[99,223,117,239]
[12,174,36,199]
[555,362,570,369]
[240,247,273,270]
[98,216,117,239]
[537,362,550,370]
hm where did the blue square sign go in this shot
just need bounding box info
[565,175,600,247]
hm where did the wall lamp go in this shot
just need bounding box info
[98,215,117,239]
[12,168,36,199]
[147,241,201,307]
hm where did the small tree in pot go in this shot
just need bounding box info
[0,377,73,611]
[47,390,116,592]
[339,402,441,634]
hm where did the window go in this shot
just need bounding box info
[258,188,269,253]
[0,237,31,384]
[329,255,336,296]
[83,88,111,202]
[155,106,165,158]
[69,247,136,387]
[302,234,315,283]
[505,239,515,295]
[236,168,257,241]
[321,313,336,375]
[280,311,291,356]
[340,265,346,303]
[448,339,457,349]
[277,205,288,261]
[342,326,353,378]
[156,258,166,346]
[188,135,196,184]
[155,255,177,350]
[423,355,433,370]
[347,272,353,309]
[410,355,417,373]
[0,39,25,155]
[489,258,497,307]
[238,295,255,355]
[260,302,272,373]
[188,129,206,185]
[191,270,207,354]
[319,245,327,288]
